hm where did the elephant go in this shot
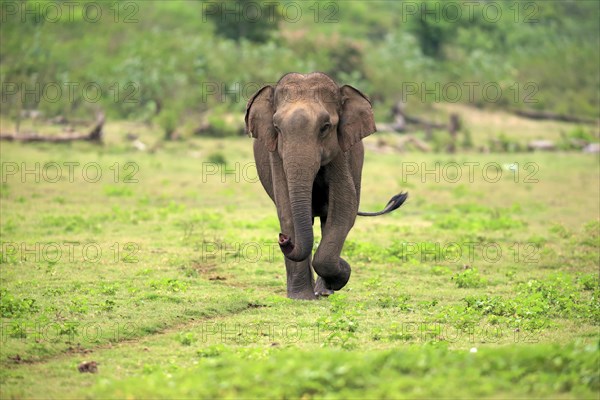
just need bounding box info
[245,72,407,300]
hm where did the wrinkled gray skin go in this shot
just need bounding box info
[246,72,400,300]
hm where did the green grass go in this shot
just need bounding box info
[94,343,599,399]
[0,118,599,398]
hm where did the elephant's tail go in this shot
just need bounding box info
[357,192,408,217]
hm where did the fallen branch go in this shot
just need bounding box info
[512,109,598,125]
[1,113,104,143]
[404,115,447,130]
[527,140,556,151]
[396,135,431,152]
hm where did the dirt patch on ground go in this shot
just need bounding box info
[191,262,217,275]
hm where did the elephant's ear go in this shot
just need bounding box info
[245,85,277,152]
[337,85,377,152]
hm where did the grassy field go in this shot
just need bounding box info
[0,113,599,398]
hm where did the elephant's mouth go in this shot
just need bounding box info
[278,233,294,255]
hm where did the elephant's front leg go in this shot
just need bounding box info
[269,152,317,300]
[312,156,358,293]
[284,256,316,300]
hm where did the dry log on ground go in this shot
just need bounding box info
[396,135,432,152]
[513,109,598,125]
[404,115,447,130]
[527,140,555,151]
[583,143,600,153]
[0,113,104,143]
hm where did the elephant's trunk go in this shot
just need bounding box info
[279,157,318,262]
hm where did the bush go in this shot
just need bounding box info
[453,268,487,288]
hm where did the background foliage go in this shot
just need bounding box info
[1,0,598,126]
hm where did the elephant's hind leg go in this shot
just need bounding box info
[314,276,334,297]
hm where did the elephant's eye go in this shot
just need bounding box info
[320,123,331,136]
[273,124,281,134]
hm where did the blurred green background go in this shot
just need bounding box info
[1,0,598,135]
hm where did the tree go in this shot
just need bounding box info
[202,0,280,43]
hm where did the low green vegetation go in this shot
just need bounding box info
[0,122,598,397]
[95,344,599,399]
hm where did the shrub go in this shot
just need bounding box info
[453,268,487,288]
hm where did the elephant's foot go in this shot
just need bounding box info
[285,258,316,300]
[288,289,318,300]
[287,275,317,299]
[313,257,351,292]
[314,277,334,297]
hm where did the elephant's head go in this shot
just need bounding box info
[245,72,376,262]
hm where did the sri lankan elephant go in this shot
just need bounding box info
[245,72,407,300]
